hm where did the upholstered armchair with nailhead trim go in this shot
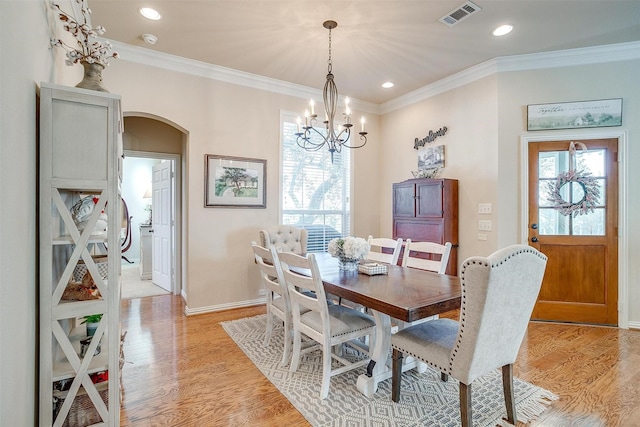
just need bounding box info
[259,225,308,255]
[390,244,548,427]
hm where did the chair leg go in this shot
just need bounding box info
[502,364,516,424]
[441,372,448,382]
[263,306,273,347]
[320,340,332,399]
[289,328,302,372]
[391,349,403,402]
[459,382,472,427]
[280,318,291,367]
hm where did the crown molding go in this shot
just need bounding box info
[109,41,380,115]
[380,40,640,114]
[111,40,640,117]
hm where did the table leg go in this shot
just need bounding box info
[356,310,431,397]
[356,310,391,397]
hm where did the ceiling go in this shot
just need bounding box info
[89,0,640,105]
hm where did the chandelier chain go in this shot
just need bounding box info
[327,27,332,74]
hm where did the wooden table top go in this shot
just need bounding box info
[312,253,461,323]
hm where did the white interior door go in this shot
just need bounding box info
[152,161,172,292]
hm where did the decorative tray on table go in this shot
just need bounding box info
[358,262,388,276]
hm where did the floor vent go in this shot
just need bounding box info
[439,1,482,26]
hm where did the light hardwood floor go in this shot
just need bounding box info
[120,295,640,427]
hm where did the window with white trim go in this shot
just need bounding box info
[280,112,350,252]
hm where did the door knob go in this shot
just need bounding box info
[531,223,538,229]
[531,236,538,243]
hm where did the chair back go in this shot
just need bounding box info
[451,244,547,384]
[402,239,452,274]
[277,252,330,335]
[259,225,308,255]
[366,236,403,265]
[251,242,288,305]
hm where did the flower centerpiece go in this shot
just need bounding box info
[328,236,370,271]
[50,0,119,91]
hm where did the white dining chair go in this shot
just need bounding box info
[259,225,308,255]
[366,236,403,265]
[391,245,548,426]
[277,251,376,399]
[402,239,452,274]
[251,242,294,366]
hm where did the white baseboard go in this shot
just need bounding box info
[184,297,266,316]
[627,321,640,330]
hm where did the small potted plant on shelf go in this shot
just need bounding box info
[81,314,102,337]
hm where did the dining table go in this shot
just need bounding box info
[312,252,461,397]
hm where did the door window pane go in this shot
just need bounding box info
[537,148,606,236]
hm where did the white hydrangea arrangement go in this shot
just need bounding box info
[328,237,370,262]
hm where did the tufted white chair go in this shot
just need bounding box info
[259,225,308,255]
[391,245,548,426]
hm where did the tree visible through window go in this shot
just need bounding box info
[281,112,350,252]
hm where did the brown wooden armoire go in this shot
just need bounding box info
[392,178,459,275]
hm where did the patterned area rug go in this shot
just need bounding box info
[221,314,558,427]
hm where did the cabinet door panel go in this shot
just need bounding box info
[394,219,444,243]
[392,182,415,217]
[416,181,443,218]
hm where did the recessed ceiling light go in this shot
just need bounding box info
[493,24,513,36]
[139,7,161,21]
[381,82,394,89]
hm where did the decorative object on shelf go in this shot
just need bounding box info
[205,154,267,208]
[295,21,367,163]
[81,314,103,337]
[50,0,119,92]
[546,141,600,217]
[328,236,370,271]
[61,271,101,301]
[80,336,101,357]
[71,195,107,233]
[411,167,440,179]
[73,255,109,282]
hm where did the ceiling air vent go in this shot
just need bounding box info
[439,1,482,27]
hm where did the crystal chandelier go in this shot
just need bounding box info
[295,20,368,163]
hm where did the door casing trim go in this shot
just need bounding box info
[520,130,628,328]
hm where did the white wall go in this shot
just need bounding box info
[380,58,640,326]
[1,1,59,425]
[496,60,640,325]
[379,75,500,269]
[101,59,382,312]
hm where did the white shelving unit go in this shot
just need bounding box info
[39,83,123,426]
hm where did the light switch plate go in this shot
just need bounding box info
[478,203,492,214]
[477,233,487,241]
[478,220,492,231]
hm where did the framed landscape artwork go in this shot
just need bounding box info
[527,98,622,131]
[205,155,266,208]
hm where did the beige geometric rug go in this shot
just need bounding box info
[221,314,558,427]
